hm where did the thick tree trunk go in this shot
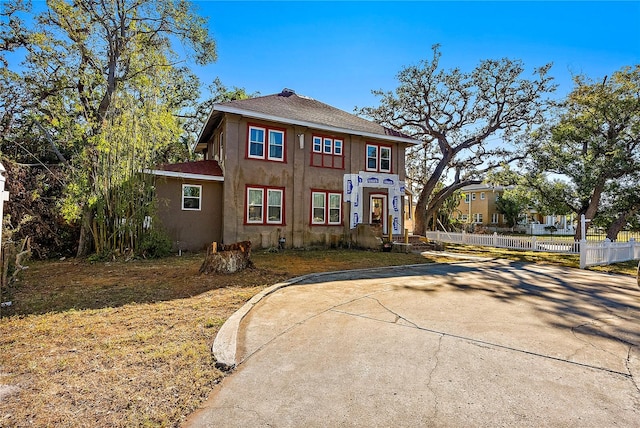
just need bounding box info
[606,208,638,241]
[574,180,606,241]
[76,209,94,258]
[200,241,253,274]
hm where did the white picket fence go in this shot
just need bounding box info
[579,239,640,269]
[422,231,640,269]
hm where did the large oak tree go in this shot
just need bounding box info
[359,45,555,235]
[1,0,217,256]
[527,66,640,240]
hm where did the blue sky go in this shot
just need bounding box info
[6,1,639,113]
[190,1,639,112]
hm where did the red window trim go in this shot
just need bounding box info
[309,189,343,226]
[245,123,288,163]
[244,184,286,226]
[365,142,393,173]
[310,134,344,170]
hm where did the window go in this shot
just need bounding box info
[365,143,392,173]
[473,213,483,223]
[465,194,470,203]
[472,193,476,201]
[459,214,469,222]
[492,213,499,224]
[311,191,342,225]
[247,125,285,162]
[246,186,284,225]
[248,126,265,159]
[218,132,224,161]
[323,138,332,154]
[480,192,485,200]
[268,129,284,160]
[311,135,344,169]
[182,185,202,211]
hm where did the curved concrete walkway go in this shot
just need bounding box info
[185,260,640,427]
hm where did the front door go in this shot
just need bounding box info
[370,194,387,234]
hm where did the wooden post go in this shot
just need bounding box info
[388,214,393,242]
[404,228,409,244]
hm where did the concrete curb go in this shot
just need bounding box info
[211,257,485,370]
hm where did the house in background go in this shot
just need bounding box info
[151,89,418,251]
[452,183,574,234]
[454,183,508,227]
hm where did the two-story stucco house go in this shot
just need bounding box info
[150,89,418,251]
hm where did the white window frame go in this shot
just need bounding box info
[334,139,343,155]
[313,136,322,152]
[366,143,392,173]
[312,192,326,224]
[246,187,264,223]
[311,191,342,225]
[246,186,284,225]
[248,126,266,159]
[473,213,483,223]
[465,194,470,203]
[366,144,378,172]
[219,132,224,161]
[472,193,476,201]
[379,146,391,173]
[182,184,202,211]
[267,129,285,161]
[323,137,333,154]
[480,192,485,200]
[266,189,283,224]
[492,213,499,224]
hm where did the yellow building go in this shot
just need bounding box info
[454,184,509,227]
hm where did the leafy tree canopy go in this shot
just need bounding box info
[359,45,555,235]
[1,0,218,257]
[526,65,640,240]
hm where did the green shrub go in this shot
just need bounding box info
[139,228,172,259]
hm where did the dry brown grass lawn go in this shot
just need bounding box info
[0,249,431,427]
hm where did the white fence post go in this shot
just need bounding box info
[579,239,587,269]
[604,238,612,265]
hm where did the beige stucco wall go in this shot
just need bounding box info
[206,114,410,248]
[155,176,223,251]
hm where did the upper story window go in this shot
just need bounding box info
[246,185,285,225]
[365,143,391,173]
[182,184,202,211]
[311,135,344,169]
[472,193,476,201]
[311,190,342,225]
[247,124,285,162]
[465,194,470,203]
[480,192,485,200]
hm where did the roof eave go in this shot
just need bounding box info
[213,104,420,145]
[145,169,224,182]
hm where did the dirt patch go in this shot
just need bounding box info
[0,249,431,427]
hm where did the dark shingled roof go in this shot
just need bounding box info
[196,89,416,149]
[156,160,223,177]
[217,90,409,138]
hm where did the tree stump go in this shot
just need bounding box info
[199,241,253,274]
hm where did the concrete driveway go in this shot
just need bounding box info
[185,259,640,427]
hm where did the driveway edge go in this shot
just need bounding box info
[211,261,448,370]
